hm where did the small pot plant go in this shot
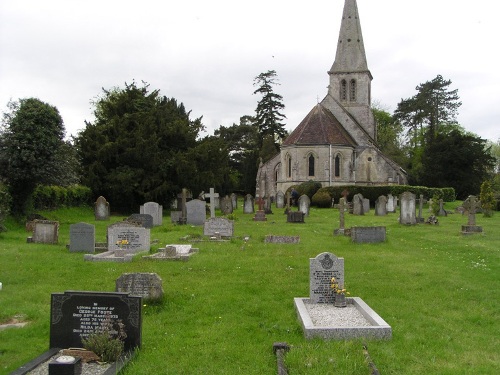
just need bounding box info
[81,313,127,363]
[331,277,350,308]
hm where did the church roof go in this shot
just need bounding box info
[282,104,357,147]
[330,0,370,74]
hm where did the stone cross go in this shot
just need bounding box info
[338,197,346,230]
[465,195,478,226]
[208,188,219,219]
[256,196,265,212]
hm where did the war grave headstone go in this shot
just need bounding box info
[374,196,387,216]
[140,202,162,226]
[126,213,153,229]
[351,226,386,243]
[12,291,142,374]
[253,197,267,221]
[363,198,370,214]
[293,252,392,340]
[203,217,234,237]
[116,273,163,301]
[276,190,285,209]
[230,193,238,209]
[298,195,311,216]
[265,235,300,244]
[400,192,417,225]
[94,196,110,221]
[220,195,233,215]
[69,222,95,253]
[243,194,255,214]
[186,199,206,225]
[462,195,483,235]
[352,194,364,215]
[143,244,199,261]
[28,220,59,244]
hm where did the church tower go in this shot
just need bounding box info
[325,0,375,141]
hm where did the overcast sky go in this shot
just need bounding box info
[1,0,499,142]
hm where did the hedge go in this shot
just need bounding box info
[32,184,93,210]
[0,184,11,232]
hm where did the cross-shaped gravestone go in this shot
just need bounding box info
[465,195,478,226]
[208,188,219,219]
[338,197,346,230]
[256,196,264,212]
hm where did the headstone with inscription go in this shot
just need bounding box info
[107,222,150,253]
[400,192,417,225]
[127,214,154,229]
[243,194,255,214]
[94,196,110,220]
[116,273,163,301]
[298,195,311,216]
[29,220,59,244]
[186,199,206,225]
[309,252,344,304]
[276,191,285,209]
[351,226,386,243]
[140,202,163,226]
[203,217,234,237]
[69,222,95,253]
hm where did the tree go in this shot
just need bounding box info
[253,70,287,152]
[0,98,67,215]
[372,105,406,167]
[480,180,495,217]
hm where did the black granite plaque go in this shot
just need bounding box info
[50,291,142,351]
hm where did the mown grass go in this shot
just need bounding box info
[0,203,499,374]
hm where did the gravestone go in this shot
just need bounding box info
[351,226,386,243]
[462,195,483,235]
[375,196,388,216]
[417,194,426,223]
[437,199,447,217]
[94,196,110,220]
[265,235,300,244]
[264,196,273,214]
[298,195,311,216]
[276,191,285,209]
[203,217,234,237]
[186,199,206,225]
[334,197,347,235]
[30,220,59,244]
[220,195,233,215]
[386,194,395,213]
[206,188,219,218]
[107,222,150,253]
[127,214,153,229]
[230,193,238,210]
[400,192,417,225]
[116,273,163,301]
[176,189,192,210]
[143,244,199,261]
[50,291,142,351]
[309,252,344,304]
[253,197,267,221]
[287,211,305,223]
[352,194,364,215]
[363,198,370,214]
[69,222,95,253]
[243,194,255,214]
[140,202,162,226]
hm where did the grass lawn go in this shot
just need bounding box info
[0,202,499,374]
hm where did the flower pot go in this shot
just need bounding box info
[334,293,347,308]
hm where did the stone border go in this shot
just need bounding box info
[294,297,392,340]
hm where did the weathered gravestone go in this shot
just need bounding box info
[276,191,285,209]
[69,222,95,253]
[94,196,110,220]
[265,235,300,244]
[386,194,395,213]
[309,252,344,304]
[264,196,273,214]
[140,202,162,226]
[29,220,59,244]
[437,199,447,217]
[287,211,305,223]
[462,195,483,235]
[107,222,150,253]
[230,193,238,210]
[50,291,142,351]
[351,226,386,243]
[186,199,206,225]
[375,196,388,216]
[206,188,220,218]
[116,273,163,301]
[127,214,154,229]
[352,194,364,215]
[334,197,347,236]
[253,197,267,221]
[298,195,311,216]
[363,198,370,214]
[400,192,417,225]
[203,217,234,237]
[243,194,255,214]
[220,195,233,215]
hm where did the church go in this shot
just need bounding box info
[256,0,407,199]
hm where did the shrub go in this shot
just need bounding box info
[82,316,127,363]
[32,184,92,209]
[312,190,332,208]
[0,184,12,232]
[296,180,322,199]
[480,181,495,217]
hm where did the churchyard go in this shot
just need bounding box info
[0,201,499,374]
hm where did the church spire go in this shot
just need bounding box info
[329,0,370,74]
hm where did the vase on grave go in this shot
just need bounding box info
[334,293,347,308]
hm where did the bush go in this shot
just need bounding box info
[312,190,332,208]
[295,180,322,199]
[0,184,12,232]
[32,184,92,209]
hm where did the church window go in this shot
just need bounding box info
[334,155,341,177]
[350,79,357,101]
[340,80,347,101]
[287,156,292,178]
[308,154,315,177]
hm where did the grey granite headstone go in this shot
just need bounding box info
[127,214,154,229]
[400,192,417,225]
[31,220,59,244]
[375,196,388,216]
[115,272,163,301]
[140,202,163,226]
[309,252,344,304]
[94,196,110,220]
[243,194,254,214]
[69,222,95,253]
[298,195,311,216]
[351,226,386,243]
[352,194,364,215]
[386,194,395,213]
[363,198,370,213]
[186,199,206,225]
[276,191,285,208]
[107,222,150,253]
[220,195,233,215]
[203,217,234,237]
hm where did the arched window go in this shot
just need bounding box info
[334,155,341,177]
[287,155,292,178]
[349,79,356,102]
[308,154,315,177]
[340,80,347,101]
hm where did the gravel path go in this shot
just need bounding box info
[304,301,372,327]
